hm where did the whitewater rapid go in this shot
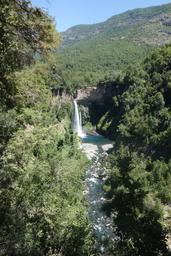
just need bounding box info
[81,136,114,253]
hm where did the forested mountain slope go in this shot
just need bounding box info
[55,3,171,89]
[62,3,171,47]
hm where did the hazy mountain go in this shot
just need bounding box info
[56,3,171,87]
[62,3,171,47]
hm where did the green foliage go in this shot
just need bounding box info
[0,1,94,255]
[0,0,60,108]
[101,45,171,255]
[1,121,92,255]
[56,40,149,89]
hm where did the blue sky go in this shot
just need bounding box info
[31,0,171,32]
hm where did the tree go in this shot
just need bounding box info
[0,0,60,108]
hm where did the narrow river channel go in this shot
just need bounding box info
[81,134,114,254]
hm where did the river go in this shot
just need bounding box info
[81,134,114,254]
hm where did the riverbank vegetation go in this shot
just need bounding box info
[0,1,93,255]
[98,45,171,255]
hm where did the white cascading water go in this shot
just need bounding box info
[79,111,82,130]
[73,100,85,138]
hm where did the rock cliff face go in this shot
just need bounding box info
[76,86,113,106]
[76,85,115,126]
[77,87,104,106]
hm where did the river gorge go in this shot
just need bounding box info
[73,100,115,253]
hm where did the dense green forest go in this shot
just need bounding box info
[0,1,171,256]
[55,40,149,91]
[0,1,93,255]
[96,45,171,255]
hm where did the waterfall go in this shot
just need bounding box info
[79,111,82,129]
[73,100,85,138]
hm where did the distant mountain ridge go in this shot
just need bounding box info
[56,3,171,88]
[62,3,171,47]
